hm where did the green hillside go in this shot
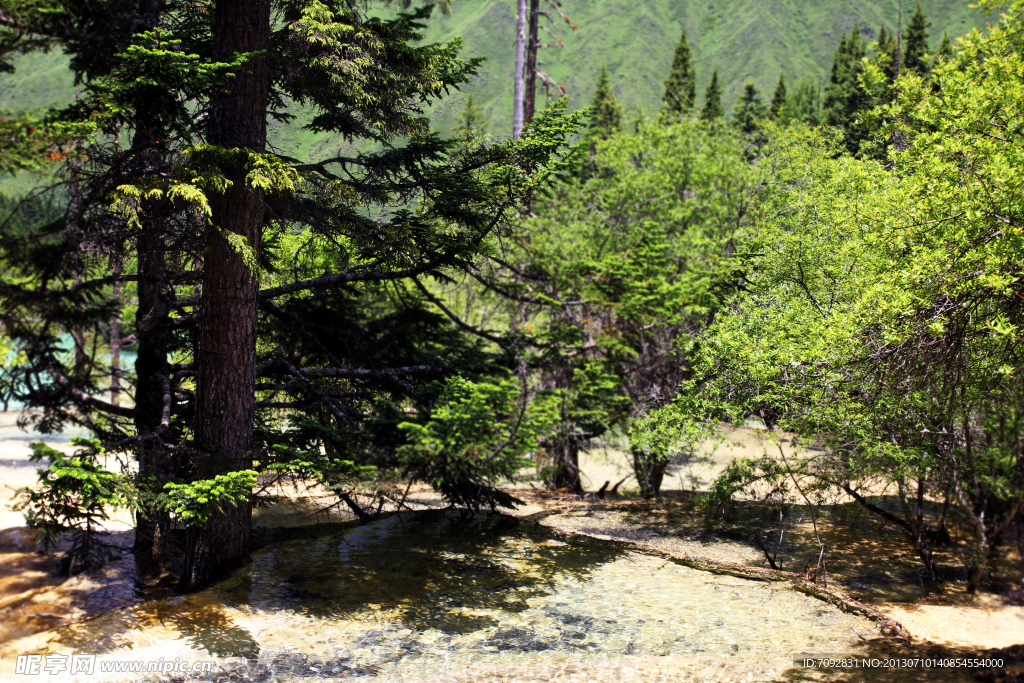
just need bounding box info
[0,0,988,158]
[423,0,987,135]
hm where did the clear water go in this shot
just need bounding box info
[34,510,892,682]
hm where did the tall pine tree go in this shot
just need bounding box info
[587,64,623,141]
[903,2,931,75]
[701,69,724,120]
[660,29,697,118]
[732,80,767,136]
[769,74,787,119]
[933,31,953,65]
[823,25,870,152]
[0,0,579,589]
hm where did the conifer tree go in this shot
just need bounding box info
[875,25,899,82]
[903,2,931,75]
[701,69,724,120]
[587,64,622,141]
[779,76,821,125]
[0,0,579,588]
[769,74,787,119]
[934,31,953,64]
[732,80,767,136]
[660,29,697,118]
[454,93,488,140]
[823,25,870,151]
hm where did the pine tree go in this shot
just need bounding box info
[823,25,870,151]
[701,69,724,120]
[732,80,767,135]
[0,0,579,588]
[903,2,931,75]
[587,64,622,141]
[454,93,488,140]
[933,31,953,65]
[769,74,787,119]
[780,76,821,125]
[660,29,697,118]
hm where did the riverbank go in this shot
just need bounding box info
[0,424,1020,682]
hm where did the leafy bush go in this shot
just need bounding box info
[398,376,559,510]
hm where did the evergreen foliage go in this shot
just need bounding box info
[769,73,787,119]
[701,69,724,120]
[0,0,1019,599]
[0,0,581,585]
[934,31,953,64]
[778,76,820,125]
[660,29,697,118]
[587,64,623,141]
[15,439,136,573]
[732,80,767,136]
[453,93,488,140]
[823,25,871,152]
[903,2,931,74]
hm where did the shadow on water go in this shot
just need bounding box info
[34,509,945,682]
[234,510,626,634]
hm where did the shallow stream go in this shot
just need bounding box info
[14,510,896,682]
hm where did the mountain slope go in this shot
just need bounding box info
[0,0,989,159]
[423,0,987,135]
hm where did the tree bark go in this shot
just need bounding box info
[896,477,938,585]
[133,212,174,559]
[551,432,582,493]
[131,0,174,562]
[110,282,121,405]
[179,0,270,592]
[632,448,668,499]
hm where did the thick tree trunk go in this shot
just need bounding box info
[632,448,668,499]
[523,0,540,125]
[551,433,582,493]
[179,0,269,592]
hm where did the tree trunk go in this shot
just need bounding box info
[523,0,540,125]
[896,477,939,585]
[632,448,668,499]
[179,0,270,592]
[120,0,175,562]
[133,214,174,559]
[512,0,526,139]
[110,282,121,405]
[551,433,582,493]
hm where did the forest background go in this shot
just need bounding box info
[0,0,1020,600]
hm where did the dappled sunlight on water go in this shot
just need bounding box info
[0,510,899,682]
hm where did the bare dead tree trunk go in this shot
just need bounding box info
[512,0,526,139]
[179,0,270,591]
[523,0,540,125]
